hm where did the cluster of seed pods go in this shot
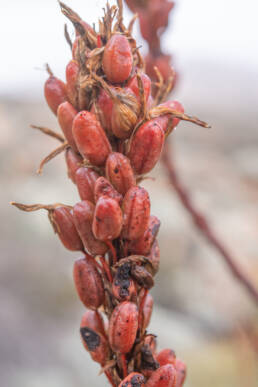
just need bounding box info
[12,1,210,385]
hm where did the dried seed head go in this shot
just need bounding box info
[108,301,138,354]
[75,167,99,202]
[93,196,123,241]
[73,256,105,309]
[103,34,133,83]
[57,101,78,152]
[73,201,108,256]
[72,111,112,166]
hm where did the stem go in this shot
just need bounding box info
[100,256,113,282]
[105,240,117,265]
[120,354,127,378]
[30,125,65,142]
[37,141,68,175]
[162,142,258,306]
[105,371,116,387]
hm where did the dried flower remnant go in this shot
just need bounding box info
[11,1,211,385]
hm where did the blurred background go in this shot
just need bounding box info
[1,0,258,386]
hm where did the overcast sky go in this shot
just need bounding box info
[0,0,257,98]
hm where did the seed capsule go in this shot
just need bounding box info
[73,256,105,309]
[127,119,165,175]
[44,75,67,115]
[109,301,138,354]
[80,326,109,365]
[147,240,160,275]
[156,349,176,367]
[93,197,123,241]
[128,73,151,102]
[103,34,133,84]
[122,187,150,240]
[92,88,113,133]
[175,359,186,387]
[142,292,154,330]
[119,373,145,387]
[94,177,122,205]
[155,100,184,135]
[52,206,83,251]
[112,262,136,301]
[75,167,99,202]
[65,148,83,184]
[73,201,108,256]
[106,152,136,195]
[72,111,112,166]
[57,101,78,151]
[66,60,79,108]
[131,265,154,289]
[80,309,106,337]
[129,215,160,255]
[145,364,177,387]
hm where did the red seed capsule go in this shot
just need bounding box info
[75,167,99,202]
[72,111,112,166]
[127,119,165,175]
[73,256,105,309]
[93,197,123,241]
[142,292,154,330]
[129,215,160,255]
[57,101,78,151]
[156,349,176,367]
[80,309,106,337]
[52,206,83,251]
[44,75,67,115]
[122,186,150,240]
[80,326,109,365]
[109,301,138,354]
[65,148,83,184]
[147,240,160,275]
[102,34,133,84]
[145,364,177,387]
[119,373,145,387]
[128,73,151,102]
[92,88,113,134]
[73,201,108,256]
[106,152,136,195]
[66,60,79,108]
[94,177,122,205]
[155,100,184,134]
[175,359,187,387]
[112,262,136,301]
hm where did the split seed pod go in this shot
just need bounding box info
[102,34,133,83]
[93,197,123,241]
[72,111,111,166]
[94,177,122,204]
[119,373,145,387]
[156,349,176,367]
[127,118,165,175]
[65,148,83,184]
[122,186,150,240]
[73,256,105,309]
[52,206,83,251]
[112,262,136,301]
[129,215,160,255]
[57,101,78,151]
[145,364,177,387]
[108,301,138,354]
[80,326,109,365]
[75,167,99,202]
[106,152,136,195]
[73,201,108,256]
[44,73,67,115]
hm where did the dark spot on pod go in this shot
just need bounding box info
[141,344,159,371]
[119,372,145,387]
[80,327,100,351]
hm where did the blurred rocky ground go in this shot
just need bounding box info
[1,63,258,386]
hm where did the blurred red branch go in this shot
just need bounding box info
[162,142,258,305]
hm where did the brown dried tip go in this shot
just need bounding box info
[37,141,68,175]
[10,202,65,212]
[149,106,211,129]
[30,125,65,142]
